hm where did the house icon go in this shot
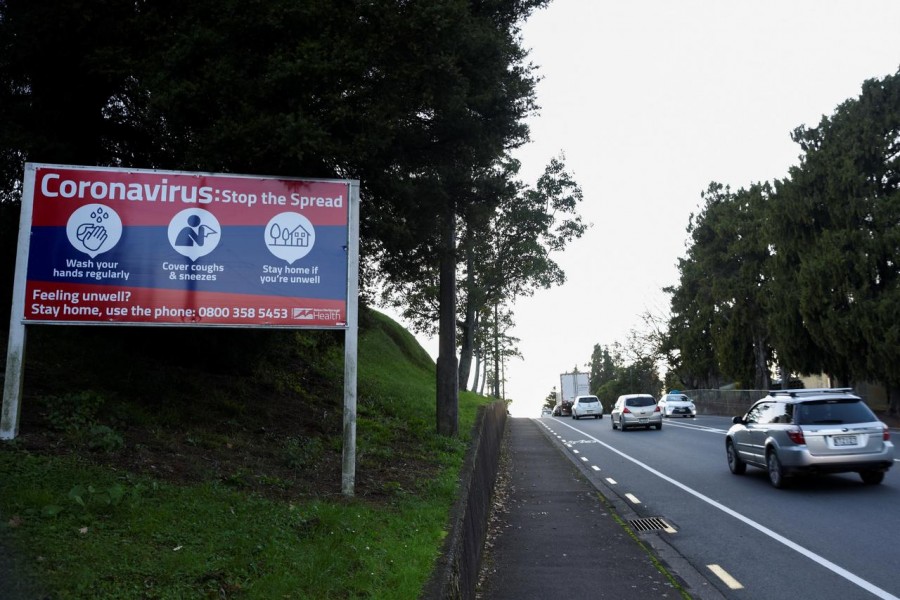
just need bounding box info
[269,221,310,247]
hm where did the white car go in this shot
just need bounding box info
[657,393,696,418]
[571,395,603,419]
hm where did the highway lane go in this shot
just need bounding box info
[536,414,900,600]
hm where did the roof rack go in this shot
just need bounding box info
[768,387,854,398]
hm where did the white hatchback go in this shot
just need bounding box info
[571,395,603,420]
[611,394,663,430]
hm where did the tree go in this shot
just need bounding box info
[665,182,773,389]
[769,69,900,413]
[591,342,663,406]
[590,330,664,405]
[354,1,548,435]
[663,257,722,389]
[543,388,557,410]
[379,155,586,394]
[589,344,619,394]
[1,0,551,436]
[457,156,586,390]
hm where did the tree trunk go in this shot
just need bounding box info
[753,332,770,390]
[457,247,477,390]
[492,302,500,398]
[472,345,482,394]
[436,204,459,437]
[887,384,899,417]
[478,353,488,395]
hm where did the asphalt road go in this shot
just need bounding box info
[537,414,900,600]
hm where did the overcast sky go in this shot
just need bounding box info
[395,0,900,416]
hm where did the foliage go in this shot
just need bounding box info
[380,156,587,392]
[590,344,620,394]
[456,156,586,389]
[543,389,557,410]
[659,68,900,415]
[0,0,554,436]
[43,390,106,433]
[589,342,663,406]
[0,308,493,598]
[84,425,125,453]
[665,183,773,389]
[0,451,467,599]
[769,69,900,405]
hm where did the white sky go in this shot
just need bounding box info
[392,0,900,417]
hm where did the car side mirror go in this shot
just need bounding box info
[732,416,744,425]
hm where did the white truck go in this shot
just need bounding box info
[556,372,590,416]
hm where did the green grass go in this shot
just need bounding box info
[0,453,456,598]
[0,308,492,598]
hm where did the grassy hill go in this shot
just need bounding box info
[0,308,492,598]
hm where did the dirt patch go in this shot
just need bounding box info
[3,326,440,502]
[12,391,435,502]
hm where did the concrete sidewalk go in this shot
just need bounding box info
[477,417,720,599]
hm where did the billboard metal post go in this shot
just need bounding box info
[1,165,36,439]
[341,181,360,496]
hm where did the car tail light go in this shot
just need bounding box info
[884,426,891,442]
[787,427,805,444]
[623,407,631,414]
[654,405,661,413]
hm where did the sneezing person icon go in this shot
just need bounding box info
[175,214,217,247]
[167,208,221,261]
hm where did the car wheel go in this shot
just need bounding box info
[655,423,662,430]
[860,471,885,485]
[726,440,746,475]
[611,418,616,430]
[766,450,787,488]
[596,415,601,419]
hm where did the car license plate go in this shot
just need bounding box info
[639,418,648,423]
[833,435,858,447]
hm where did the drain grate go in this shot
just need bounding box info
[630,517,676,533]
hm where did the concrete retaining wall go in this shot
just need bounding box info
[420,400,507,600]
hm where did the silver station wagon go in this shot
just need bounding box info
[725,388,894,488]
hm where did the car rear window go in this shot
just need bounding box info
[579,398,599,404]
[794,399,877,425]
[626,397,655,407]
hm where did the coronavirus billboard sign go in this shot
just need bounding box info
[15,163,357,328]
[3,164,361,489]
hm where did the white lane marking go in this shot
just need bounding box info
[664,421,728,434]
[605,477,617,485]
[580,457,589,462]
[708,564,744,590]
[591,465,601,471]
[572,449,579,453]
[625,493,641,504]
[553,418,900,600]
